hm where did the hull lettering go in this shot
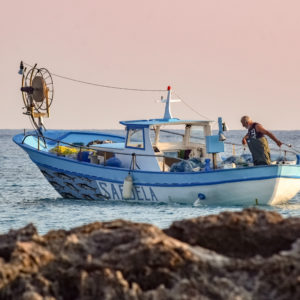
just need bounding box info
[96,180,158,201]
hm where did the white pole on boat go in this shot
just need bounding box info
[161,86,180,119]
[163,86,172,119]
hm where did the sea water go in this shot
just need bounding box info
[1,129,300,235]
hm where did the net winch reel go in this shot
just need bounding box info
[19,61,54,133]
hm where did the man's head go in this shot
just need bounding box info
[241,116,252,129]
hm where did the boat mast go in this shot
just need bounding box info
[164,86,172,119]
[162,86,180,119]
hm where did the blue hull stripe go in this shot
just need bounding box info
[34,161,300,188]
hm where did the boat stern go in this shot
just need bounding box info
[269,165,300,205]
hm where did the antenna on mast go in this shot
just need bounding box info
[161,86,180,119]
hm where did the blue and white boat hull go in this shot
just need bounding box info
[14,135,300,206]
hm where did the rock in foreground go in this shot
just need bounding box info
[0,208,299,300]
[164,208,300,258]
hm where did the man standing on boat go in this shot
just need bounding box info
[241,116,282,165]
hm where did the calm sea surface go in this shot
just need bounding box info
[1,129,300,235]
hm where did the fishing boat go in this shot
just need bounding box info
[13,63,300,205]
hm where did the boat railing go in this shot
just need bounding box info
[21,133,186,171]
[22,133,299,170]
[224,140,297,161]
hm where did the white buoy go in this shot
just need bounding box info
[122,174,133,199]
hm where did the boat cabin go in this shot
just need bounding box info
[88,117,226,172]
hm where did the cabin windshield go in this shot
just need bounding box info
[151,124,205,146]
[126,128,144,148]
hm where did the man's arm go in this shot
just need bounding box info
[255,124,282,147]
[242,134,249,145]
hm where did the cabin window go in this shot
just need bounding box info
[158,125,185,143]
[190,126,205,143]
[126,128,144,148]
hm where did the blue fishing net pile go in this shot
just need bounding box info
[222,154,253,166]
[105,157,122,167]
[223,153,295,166]
[170,158,205,172]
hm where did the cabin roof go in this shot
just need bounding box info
[120,118,213,127]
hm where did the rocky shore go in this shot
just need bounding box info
[0,208,300,300]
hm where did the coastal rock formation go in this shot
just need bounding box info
[164,208,300,258]
[0,208,299,300]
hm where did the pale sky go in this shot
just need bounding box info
[1,0,300,130]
